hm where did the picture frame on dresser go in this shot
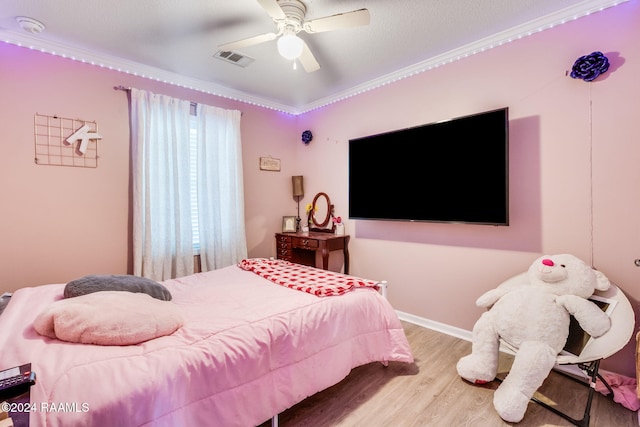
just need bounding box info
[282,216,296,233]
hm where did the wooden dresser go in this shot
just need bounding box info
[275,232,350,274]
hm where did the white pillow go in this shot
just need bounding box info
[34,291,183,345]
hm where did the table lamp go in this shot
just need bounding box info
[292,176,304,231]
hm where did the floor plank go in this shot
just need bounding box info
[259,322,637,426]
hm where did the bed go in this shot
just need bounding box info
[0,259,413,427]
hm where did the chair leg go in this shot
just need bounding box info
[531,359,600,427]
[596,371,615,399]
[496,359,602,427]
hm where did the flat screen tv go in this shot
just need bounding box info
[348,107,509,225]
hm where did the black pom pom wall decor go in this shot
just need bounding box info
[301,130,313,145]
[569,51,610,82]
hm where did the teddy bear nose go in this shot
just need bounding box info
[542,259,555,266]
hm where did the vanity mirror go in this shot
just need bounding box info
[308,192,335,233]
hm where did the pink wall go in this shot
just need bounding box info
[1,2,639,377]
[0,43,289,291]
[289,2,640,377]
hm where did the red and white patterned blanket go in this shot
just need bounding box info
[237,258,379,297]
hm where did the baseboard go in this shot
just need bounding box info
[396,310,472,342]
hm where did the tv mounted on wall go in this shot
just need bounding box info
[348,107,509,225]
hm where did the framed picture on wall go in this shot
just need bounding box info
[282,216,296,233]
[259,157,281,171]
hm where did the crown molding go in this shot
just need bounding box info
[0,29,297,114]
[1,0,629,116]
[298,0,630,114]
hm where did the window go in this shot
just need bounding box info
[189,113,200,253]
[131,88,246,280]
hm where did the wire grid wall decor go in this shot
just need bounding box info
[34,113,100,168]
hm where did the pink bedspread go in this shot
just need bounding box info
[0,264,413,427]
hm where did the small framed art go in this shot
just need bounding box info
[259,157,281,171]
[282,216,296,233]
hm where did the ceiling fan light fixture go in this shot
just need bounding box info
[277,34,303,60]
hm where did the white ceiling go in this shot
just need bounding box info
[0,0,629,114]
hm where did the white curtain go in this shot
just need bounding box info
[131,89,247,280]
[196,103,247,271]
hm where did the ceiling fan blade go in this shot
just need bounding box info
[303,8,370,34]
[256,0,286,20]
[218,32,278,51]
[298,41,320,73]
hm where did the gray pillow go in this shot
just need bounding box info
[64,275,172,301]
[0,294,10,317]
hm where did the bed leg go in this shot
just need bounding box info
[271,414,278,427]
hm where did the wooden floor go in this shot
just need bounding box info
[259,322,637,427]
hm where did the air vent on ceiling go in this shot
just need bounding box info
[214,50,254,67]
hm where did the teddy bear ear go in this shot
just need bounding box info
[593,269,611,291]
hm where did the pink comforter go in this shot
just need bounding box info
[0,264,413,427]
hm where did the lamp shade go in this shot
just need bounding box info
[277,34,304,60]
[292,176,304,197]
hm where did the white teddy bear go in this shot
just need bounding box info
[456,254,611,423]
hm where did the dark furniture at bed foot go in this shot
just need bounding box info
[2,391,31,427]
[275,232,350,274]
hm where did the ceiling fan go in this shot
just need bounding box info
[218,0,370,73]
